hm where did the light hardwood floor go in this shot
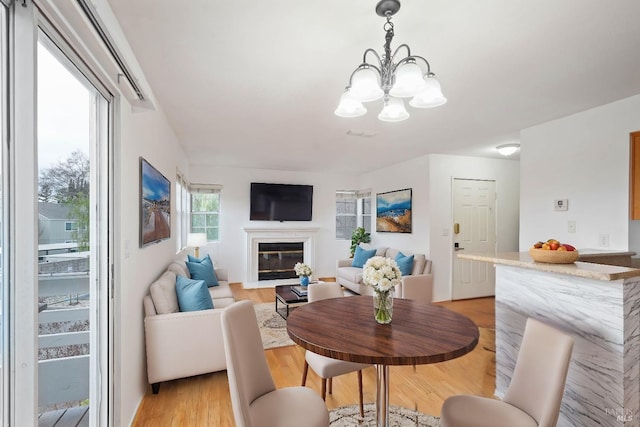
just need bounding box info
[132,283,496,426]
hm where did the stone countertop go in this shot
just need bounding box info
[458,251,640,281]
[576,248,636,257]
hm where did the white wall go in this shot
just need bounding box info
[189,166,359,281]
[359,156,431,255]
[116,101,189,425]
[520,94,640,251]
[429,154,520,301]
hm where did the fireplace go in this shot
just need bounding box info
[243,227,319,287]
[258,242,303,280]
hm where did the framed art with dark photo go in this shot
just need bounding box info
[140,157,171,247]
[376,188,412,233]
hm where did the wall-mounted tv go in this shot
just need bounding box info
[250,182,313,221]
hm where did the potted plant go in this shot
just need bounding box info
[350,227,371,258]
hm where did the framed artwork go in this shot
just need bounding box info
[376,188,412,233]
[140,157,171,247]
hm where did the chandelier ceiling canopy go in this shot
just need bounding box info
[335,0,447,122]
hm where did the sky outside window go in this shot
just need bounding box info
[37,43,90,170]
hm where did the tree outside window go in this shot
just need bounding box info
[191,193,220,241]
[39,150,90,251]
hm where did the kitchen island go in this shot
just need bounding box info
[459,252,640,427]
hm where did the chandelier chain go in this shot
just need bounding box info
[380,15,396,95]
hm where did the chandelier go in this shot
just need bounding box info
[334,0,447,122]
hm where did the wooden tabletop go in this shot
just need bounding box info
[287,296,479,366]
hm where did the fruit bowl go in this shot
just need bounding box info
[529,248,579,264]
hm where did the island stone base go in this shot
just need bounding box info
[495,265,640,427]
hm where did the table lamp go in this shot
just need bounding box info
[187,233,207,258]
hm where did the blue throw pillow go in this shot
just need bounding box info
[187,254,211,264]
[395,252,414,276]
[352,245,377,268]
[186,256,219,287]
[175,276,214,312]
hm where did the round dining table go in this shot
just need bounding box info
[286,295,479,427]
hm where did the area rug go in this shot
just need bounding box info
[253,302,300,350]
[330,403,440,426]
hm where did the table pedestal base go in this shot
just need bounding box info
[375,364,389,427]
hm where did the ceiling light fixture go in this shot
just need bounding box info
[334,0,446,122]
[496,143,520,156]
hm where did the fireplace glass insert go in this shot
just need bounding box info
[258,242,304,280]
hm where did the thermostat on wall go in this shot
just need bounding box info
[554,199,568,211]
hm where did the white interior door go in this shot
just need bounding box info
[452,179,496,300]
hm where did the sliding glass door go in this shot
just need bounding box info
[11,3,113,424]
[0,4,7,426]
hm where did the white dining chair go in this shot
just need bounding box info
[301,282,371,417]
[221,300,329,427]
[440,317,574,427]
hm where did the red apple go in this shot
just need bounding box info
[561,244,576,251]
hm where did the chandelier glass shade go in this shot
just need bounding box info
[335,91,367,118]
[378,97,409,122]
[335,0,446,122]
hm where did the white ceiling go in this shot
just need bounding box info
[107,0,640,175]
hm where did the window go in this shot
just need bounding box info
[65,221,78,231]
[336,191,357,239]
[175,172,189,251]
[360,192,372,233]
[336,190,371,239]
[190,184,221,242]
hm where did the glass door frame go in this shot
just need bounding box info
[11,2,114,425]
[0,3,8,427]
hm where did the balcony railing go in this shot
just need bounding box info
[38,273,90,411]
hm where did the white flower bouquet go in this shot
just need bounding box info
[362,256,402,291]
[294,262,312,277]
[363,256,402,324]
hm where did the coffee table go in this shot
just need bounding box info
[275,284,308,319]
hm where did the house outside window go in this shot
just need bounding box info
[190,184,222,242]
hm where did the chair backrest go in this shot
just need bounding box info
[308,282,344,302]
[504,318,574,427]
[221,300,276,427]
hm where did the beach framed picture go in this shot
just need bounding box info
[140,157,171,247]
[376,188,412,233]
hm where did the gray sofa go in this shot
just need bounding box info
[143,251,235,393]
[336,244,433,303]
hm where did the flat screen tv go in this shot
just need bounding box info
[250,182,313,221]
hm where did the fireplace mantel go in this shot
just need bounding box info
[243,227,320,288]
